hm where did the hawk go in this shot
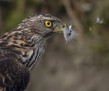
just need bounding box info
[0,14,69,91]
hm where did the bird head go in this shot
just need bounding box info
[17,14,68,37]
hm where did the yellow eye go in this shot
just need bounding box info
[45,20,53,28]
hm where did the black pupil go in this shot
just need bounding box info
[47,22,50,25]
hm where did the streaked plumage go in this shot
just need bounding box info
[0,14,68,91]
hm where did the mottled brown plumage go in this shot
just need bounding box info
[0,14,68,91]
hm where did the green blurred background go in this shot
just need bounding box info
[1,0,109,91]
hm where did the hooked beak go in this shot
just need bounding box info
[53,23,67,33]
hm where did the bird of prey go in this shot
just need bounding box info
[0,14,69,91]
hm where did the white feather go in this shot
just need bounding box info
[63,25,77,42]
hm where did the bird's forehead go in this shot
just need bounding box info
[37,14,61,21]
[22,14,62,23]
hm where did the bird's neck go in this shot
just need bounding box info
[0,29,48,70]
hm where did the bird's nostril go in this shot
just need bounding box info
[61,23,66,28]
